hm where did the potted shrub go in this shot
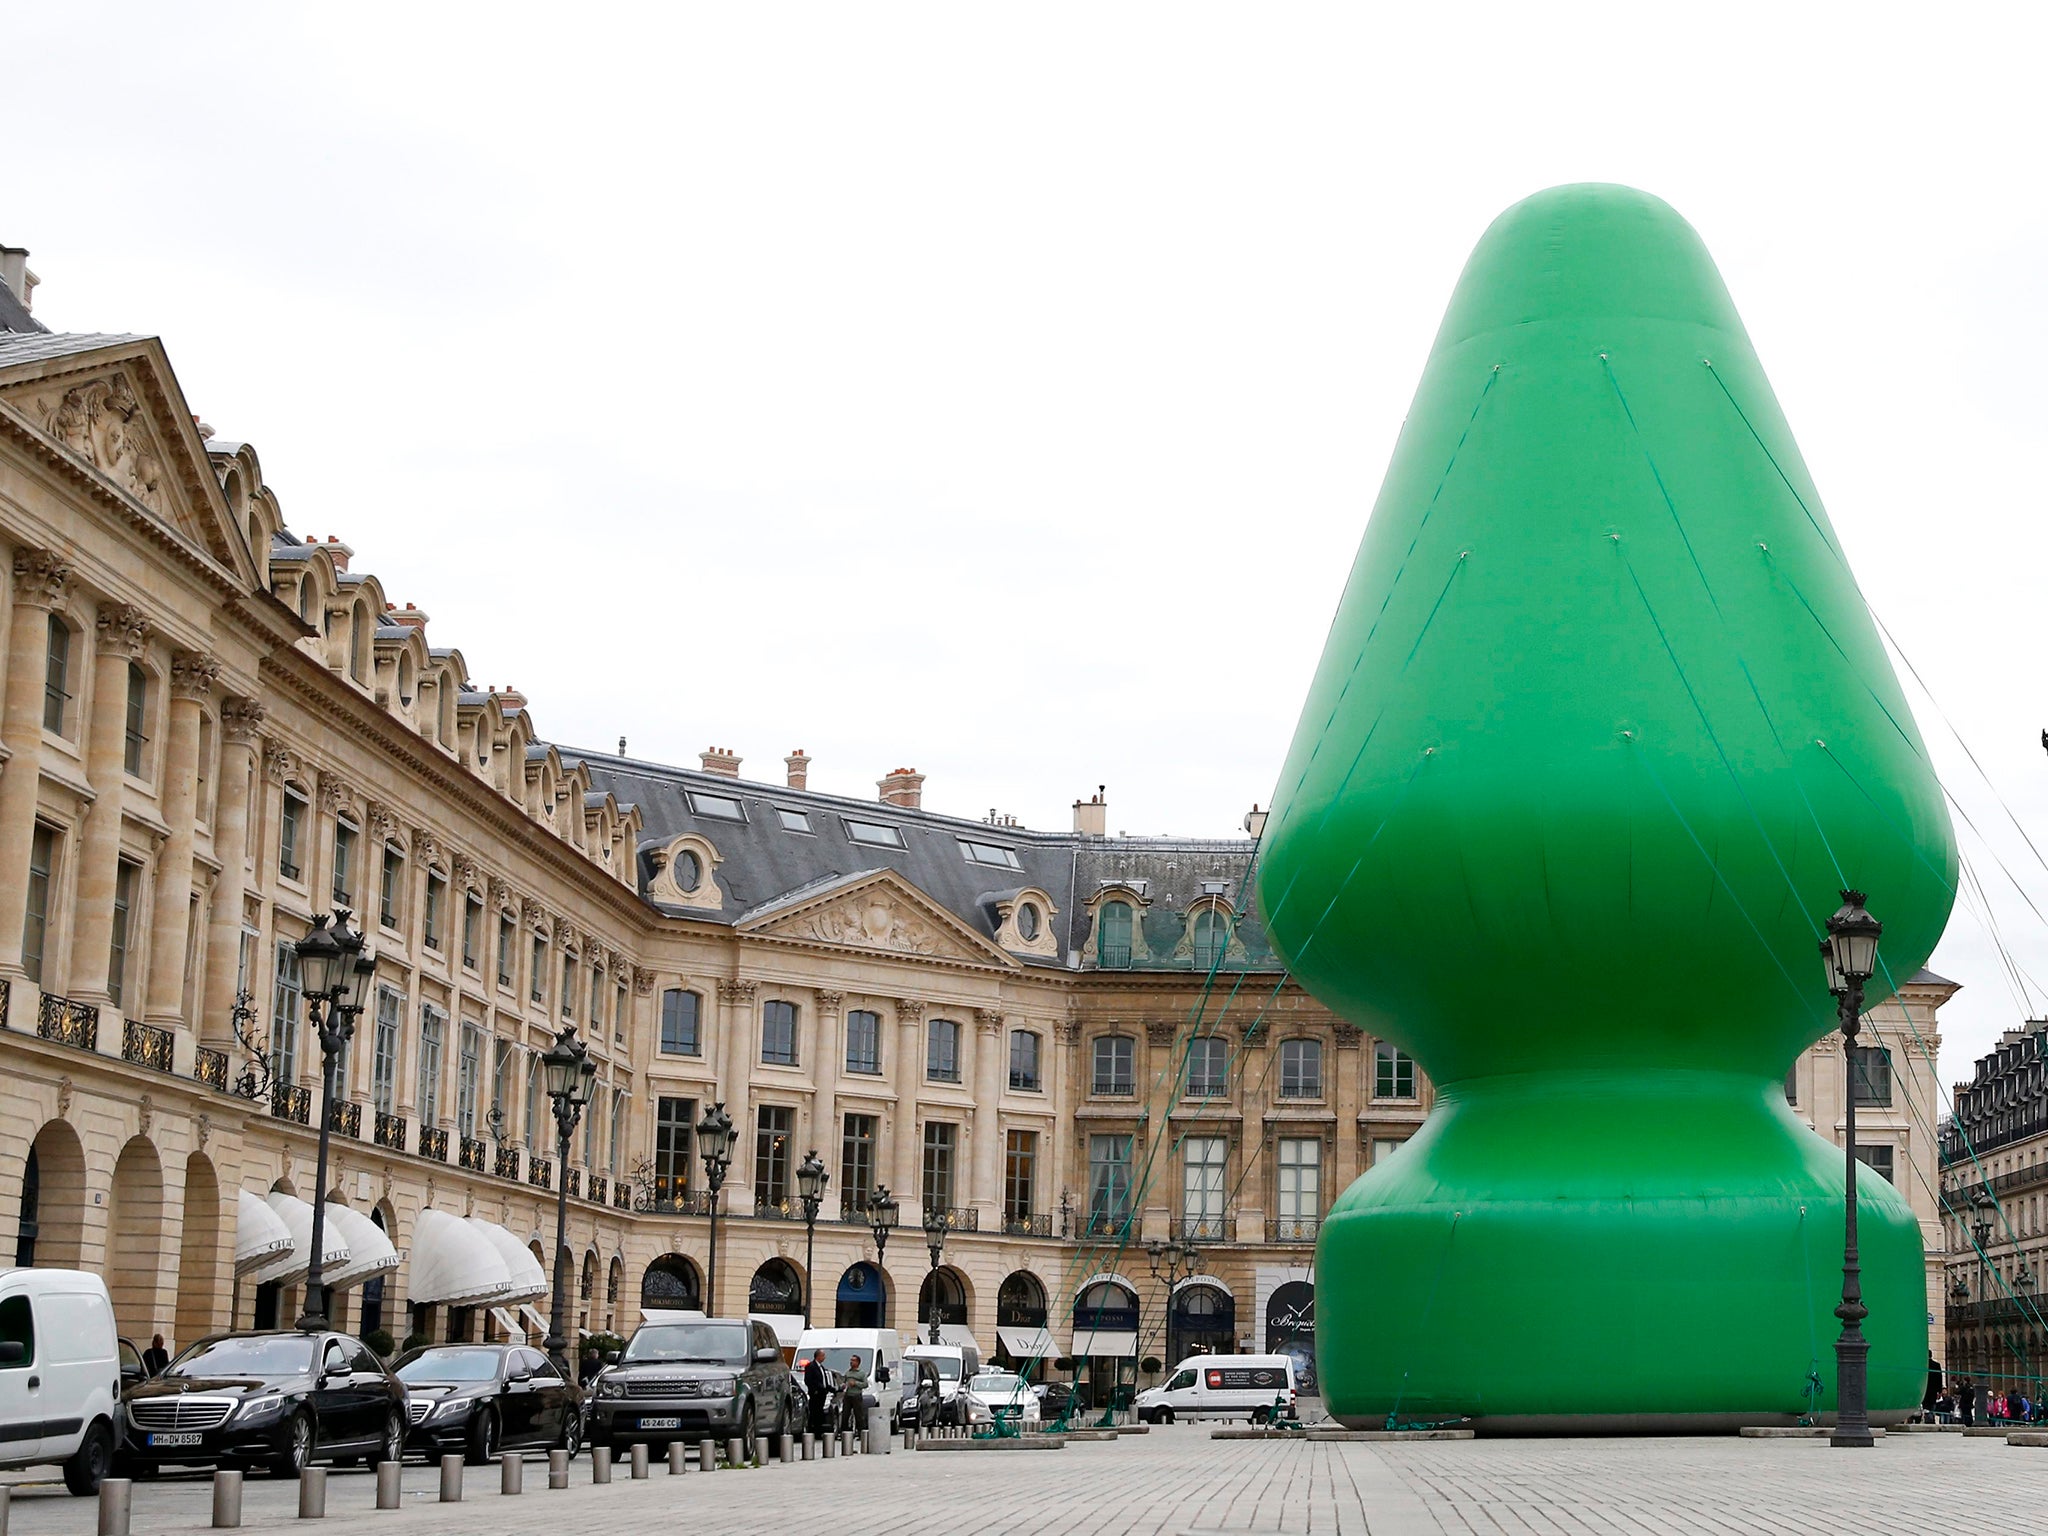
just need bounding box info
[363,1328,396,1360]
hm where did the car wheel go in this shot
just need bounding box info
[467,1408,498,1466]
[272,1410,314,1479]
[558,1408,582,1459]
[380,1411,405,1467]
[738,1403,756,1449]
[63,1419,114,1497]
[1160,1408,1175,1426]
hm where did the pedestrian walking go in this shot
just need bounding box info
[1960,1377,1977,1426]
[805,1349,830,1436]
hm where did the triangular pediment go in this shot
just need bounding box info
[0,335,260,586]
[737,868,1019,970]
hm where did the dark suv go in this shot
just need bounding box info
[121,1331,406,1478]
[588,1318,793,1451]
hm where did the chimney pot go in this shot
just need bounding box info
[701,746,743,778]
[785,749,810,791]
[878,766,925,809]
[1073,788,1108,838]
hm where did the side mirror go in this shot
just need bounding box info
[754,1346,780,1363]
[603,1351,620,1366]
[0,1340,26,1366]
[876,1365,890,1385]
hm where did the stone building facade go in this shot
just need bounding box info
[0,253,1957,1403]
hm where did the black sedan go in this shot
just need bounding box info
[122,1331,406,1478]
[395,1344,583,1463]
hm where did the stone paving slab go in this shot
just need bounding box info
[7,1422,2048,1535]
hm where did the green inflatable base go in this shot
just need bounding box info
[1318,1070,1925,1433]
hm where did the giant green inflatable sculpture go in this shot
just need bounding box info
[1259,185,1956,1430]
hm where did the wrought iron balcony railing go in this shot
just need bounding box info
[753,1195,799,1220]
[459,1136,487,1171]
[1083,1209,1133,1237]
[419,1126,449,1162]
[588,1174,609,1204]
[528,1156,554,1190]
[1174,1214,1231,1242]
[373,1112,408,1151]
[494,1146,522,1181]
[922,1205,979,1233]
[271,1082,312,1124]
[122,1018,174,1072]
[635,1187,712,1216]
[1003,1212,1054,1238]
[612,1182,632,1210]
[193,1045,229,1092]
[1091,1079,1136,1099]
[36,994,99,1052]
[333,1101,363,1139]
[564,1168,581,1198]
[1266,1216,1320,1243]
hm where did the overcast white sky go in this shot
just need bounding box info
[8,4,2047,1087]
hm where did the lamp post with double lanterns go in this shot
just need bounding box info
[292,910,377,1331]
[541,1025,598,1359]
[1145,1237,1201,1368]
[922,1205,949,1345]
[796,1150,829,1327]
[1971,1194,1995,1387]
[697,1101,738,1314]
[1820,889,1882,1448]
[866,1187,900,1330]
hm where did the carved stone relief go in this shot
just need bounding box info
[96,603,152,659]
[34,371,168,512]
[11,547,72,608]
[170,650,220,701]
[786,892,957,958]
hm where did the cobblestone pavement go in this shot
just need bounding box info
[5,1427,2048,1535]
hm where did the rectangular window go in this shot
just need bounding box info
[686,790,748,822]
[1091,1036,1135,1096]
[776,808,812,834]
[378,844,403,928]
[958,839,1021,869]
[1370,1136,1409,1167]
[457,1023,482,1138]
[654,1097,696,1202]
[270,939,303,1084]
[123,664,147,775]
[42,616,70,733]
[660,989,701,1056]
[491,1040,513,1136]
[371,987,401,1116]
[616,981,628,1041]
[922,1121,958,1214]
[1279,1038,1323,1098]
[1088,1134,1132,1228]
[1096,901,1134,969]
[1186,1036,1228,1097]
[1854,1143,1896,1186]
[754,1105,793,1210]
[332,819,357,907]
[22,825,54,985]
[762,999,799,1066]
[1277,1138,1322,1230]
[497,915,514,985]
[1850,1045,1893,1108]
[1182,1136,1227,1237]
[279,787,306,880]
[531,935,546,1003]
[423,871,445,950]
[462,891,482,969]
[1008,1029,1041,1091]
[926,1018,960,1083]
[1004,1130,1037,1225]
[1784,1065,1799,1106]
[840,1114,877,1207]
[417,1005,446,1126]
[584,1077,600,1166]
[560,953,574,1018]
[108,859,138,1008]
[590,965,604,1030]
[1374,1041,1417,1099]
[843,818,904,849]
[845,1008,881,1074]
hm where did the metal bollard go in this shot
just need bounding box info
[903,1428,915,1451]
[548,1450,569,1490]
[840,1429,853,1457]
[376,1462,403,1509]
[725,1437,744,1467]
[440,1453,465,1502]
[630,1443,649,1478]
[592,1445,613,1484]
[698,1438,716,1472]
[802,1432,816,1460]
[97,1478,132,1536]
[211,1469,243,1529]
[755,1435,770,1466]
[501,1451,523,1495]
[821,1429,835,1459]
[668,1441,687,1474]
[298,1467,327,1520]
[777,1432,793,1463]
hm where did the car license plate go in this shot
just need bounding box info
[638,1416,681,1430]
[149,1432,204,1447]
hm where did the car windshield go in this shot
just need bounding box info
[969,1373,1025,1397]
[169,1335,317,1378]
[912,1355,961,1381]
[623,1323,749,1364]
[809,1349,872,1376]
[396,1349,503,1384]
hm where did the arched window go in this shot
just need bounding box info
[1192,909,1230,971]
[750,1258,803,1314]
[641,1254,701,1310]
[1097,900,1133,968]
[926,1018,961,1083]
[298,577,317,624]
[396,652,414,709]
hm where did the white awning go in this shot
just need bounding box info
[234,1190,294,1275]
[322,1203,400,1291]
[251,1192,348,1288]
[996,1327,1057,1361]
[518,1303,551,1342]
[931,1324,981,1353]
[641,1308,707,1324]
[410,1208,516,1306]
[1070,1330,1137,1358]
[466,1218,548,1304]
[489,1306,526,1343]
[750,1312,805,1348]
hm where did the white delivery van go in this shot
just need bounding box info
[901,1342,981,1425]
[793,1327,902,1425]
[0,1268,130,1494]
[1134,1354,1297,1424]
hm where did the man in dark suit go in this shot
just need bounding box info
[804,1349,830,1436]
[141,1333,170,1376]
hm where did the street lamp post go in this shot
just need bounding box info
[1972,1197,1995,1389]
[796,1150,829,1327]
[867,1186,900,1329]
[292,910,376,1332]
[696,1102,737,1315]
[1820,889,1883,1448]
[922,1205,949,1345]
[541,1025,598,1360]
[1145,1238,1202,1368]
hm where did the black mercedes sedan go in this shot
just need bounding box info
[394,1344,582,1463]
[121,1331,406,1478]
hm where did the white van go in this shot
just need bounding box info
[1134,1353,1297,1424]
[901,1342,980,1425]
[793,1327,902,1423]
[0,1269,130,1494]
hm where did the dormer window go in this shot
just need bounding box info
[845,819,903,849]
[1016,902,1041,941]
[960,839,1020,870]
[687,790,747,822]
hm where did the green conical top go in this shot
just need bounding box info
[1259,184,1954,1085]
